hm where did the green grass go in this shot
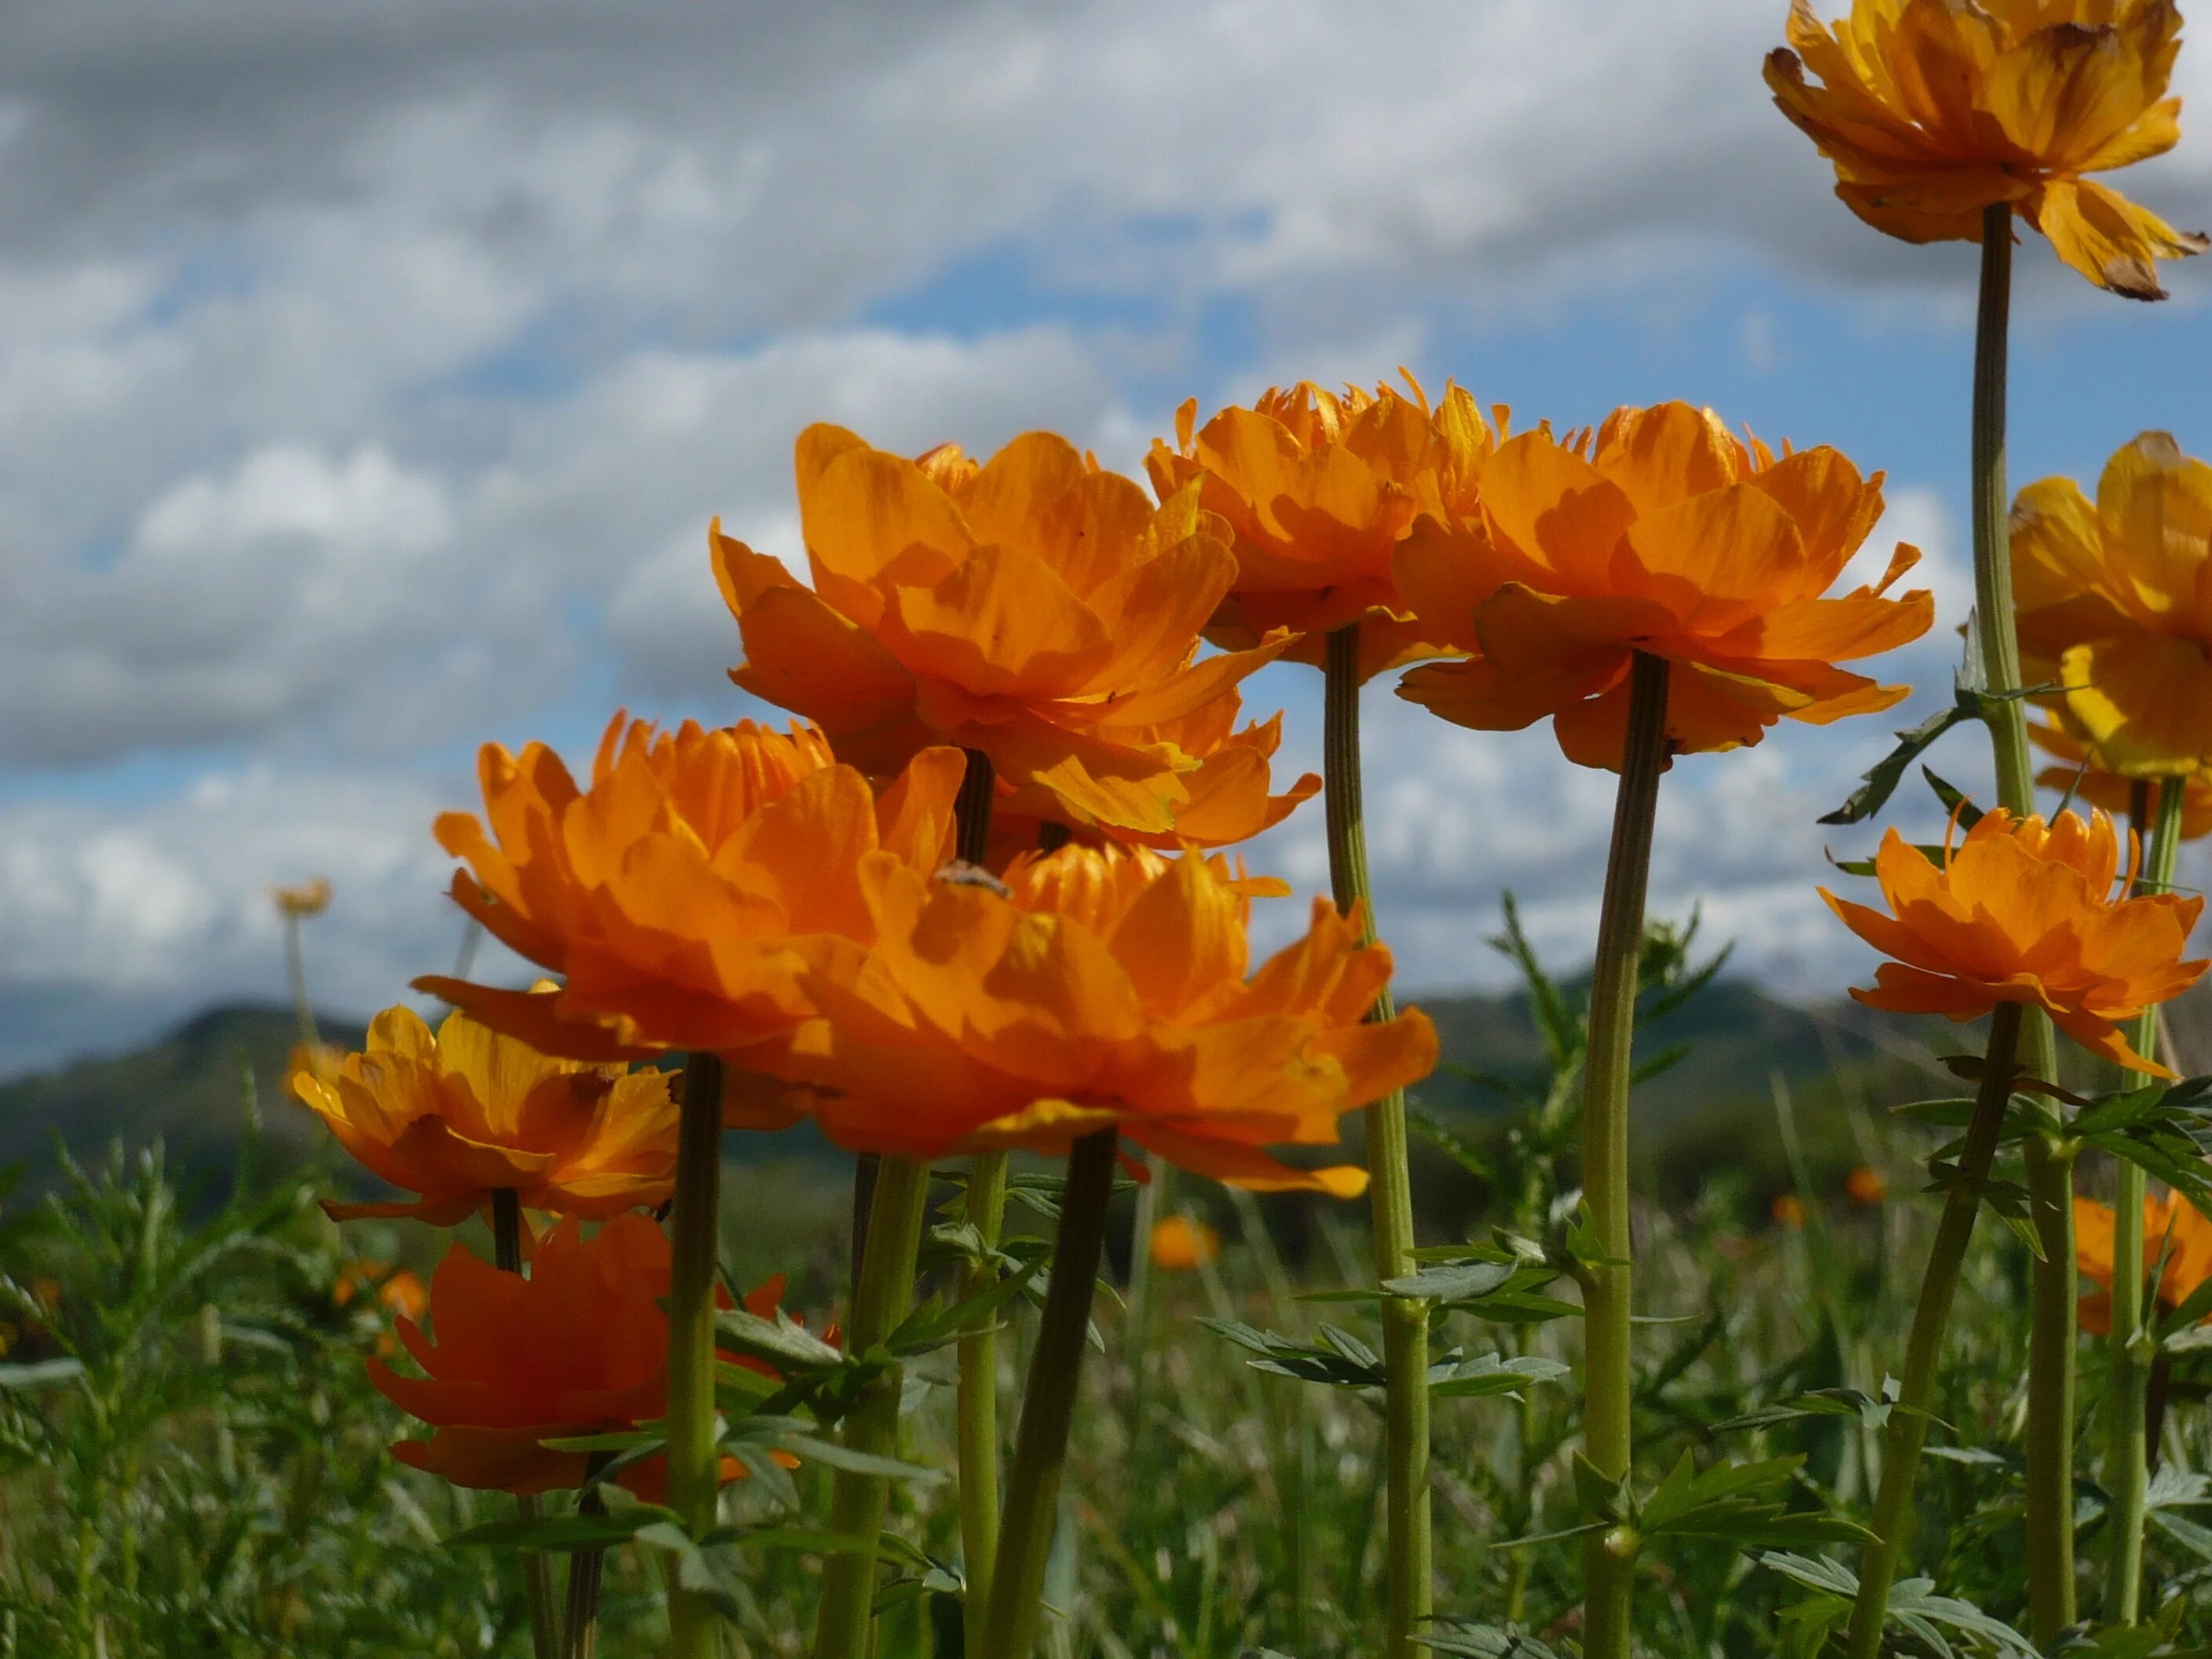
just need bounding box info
[7,934,2212,1656]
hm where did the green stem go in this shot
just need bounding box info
[2105,775,2184,1624]
[1322,623,1430,1657]
[980,1130,1119,1659]
[958,1148,1008,1657]
[950,745,1005,1658]
[562,1456,613,1659]
[1577,650,1670,1659]
[665,1053,727,1659]
[284,916,320,1052]
[1844,1002,2024,1659]
[812,1155,933,1659]
[493,1191,561,1659]
[1962,197,2078,1641]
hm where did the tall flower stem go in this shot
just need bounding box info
[492,1189,560,1659]
[562,1455,613,1659]
[1321,623,1430,1657]
[283,914,320,1052]
[951,746,1006,1659]
[1577,649,1670,1659]
[1844,1002,2025,1659]
[812,1155,934,1659]
[2105,775,2184,1624]
[1961,200,2076,1639]
[665,1052,727,1659]
[980,1129,1119,1659]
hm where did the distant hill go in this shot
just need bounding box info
[1,983,1963,1206]
[0,1005,367,1184]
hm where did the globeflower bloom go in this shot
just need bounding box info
[1149,1214,1222,1272]
[714,427,1285,834]
[1144,377,1499,679]
[1393,401,1933,769]
[789,845,1437,1194]
[2031,716,2212,837]
[1821,808,2207,1075]
[2013,433,2212,777]
[1766,0,2207,298]
[988,693,1319,858]
[369,1214,805,1496]
[272,877,331,918]
[419,716,965,1077]
[295,999,677,1225]
[2075,1189,2212,1334]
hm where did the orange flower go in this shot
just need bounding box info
[713,427,1286,834]
[286,1040,346,1096]
[1772,1193,1809,1229]
[1822,808,2206,1075]
[419,716,965,1081]
[1144,376,1499,679]
[370,1214,804,1496]
[2031,716,2212,837]
[789,845,1437,1195]
[1148,1214,1222,1272]
[2074,1189,2212,1334]
[987,692,1319,858]
[335,1261,430,1322]
[295,998,679,1225]
[1845,1164,1889,1206]
[335,1262,429,1357]
[2013,434,2212,778]
[272,877,331,918]
[1766,0,2207,298]
[1393,401,1933,770]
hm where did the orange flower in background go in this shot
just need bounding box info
[335,1261,430,1322]
[295,997,679,1225]
[714,427,1286,834]
[1822,808,2207,1075]
[988,691,1320,857]
[272,877,332,918]
[370,1214,804,1496]
[2031,716,2212,837]
[1846,1164,1889,1206]
[1393,401,1933,770]
[1149,1214,1222,1272]
[2013,434,2212,778]
[1767,0,2207,298]
[419,716,964,1081]
[2074,1189,2212,1333]
[789,844,1437,1194]
[1145,376,1500,679]
[1772,1193,1809,1229]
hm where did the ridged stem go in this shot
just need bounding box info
[561,1457,612,1659]
[1961,199,2077,1639]
[493,1190,560,1659]
[1577,650,1670,1659]
[2105,775,2184,1624]
[665,1053,727,1659]
[950,748,1006,1655]
[1322,624,1430,1657]
[811,1155,933,1659]
[1844,1002,2023,1659]
[980,1130,1119,1659]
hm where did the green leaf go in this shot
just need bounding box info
[1820,698,1979,826]
[0,1357,84,1390]
[444,1504,679,1552]
[714,1306,842,1372]
[1382,1261,1515,1303]
[1412,1622,1562,1658]
[1713,1382,1899,1436]
[1424,1353,1569,1400]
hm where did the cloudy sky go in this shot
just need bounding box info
[5,0,2211,1077]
